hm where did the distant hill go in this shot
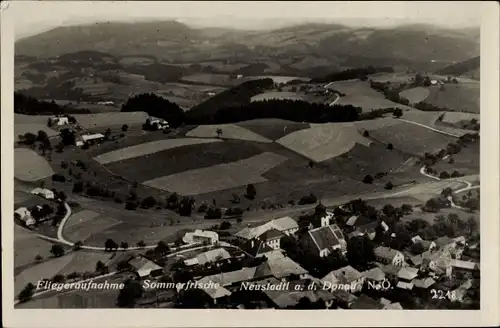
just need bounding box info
[16,21,480,72]
[434,56,480,80]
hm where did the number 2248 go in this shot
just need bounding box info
[430,289,457,300]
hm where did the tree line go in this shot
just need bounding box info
[312,66,394,83]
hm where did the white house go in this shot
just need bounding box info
[374,246,405,266]
[183,229,219,245]
[97,101,115,106]
[14,207,35,225]
[76,133,105,146]
[184,248,231,266]
[129,257,163,278]
[235,216,298,240]
[30,188,55,200]
[148,118,169,130]
[49,116,69,126]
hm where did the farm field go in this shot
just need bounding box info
[244,76,311,84]
[143,152,288,195]
[236,119,310,141]
[386,179,466,202]
[15,124,58,141]
[186,124,272,143]
[14,148,54,182]
[399,87,430,103]
[15,114,52,124]
[93,138,222,164]
[353,117,401,131]
[14,226,56,269]
[74,111,149,129]
[276,122,371,162]
[119,56,156,66]
[424,84,480,113]
[368,121,457,155]
[251,91,303,102]
[57,251,113,275]
[63,209,121,243]
[369,72,414,84]
[432,143,480,176]
[401,110,473,137]
[180,73,235,86]
[442,112,480,124]
[15,253,75,295]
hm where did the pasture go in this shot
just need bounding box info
[368,121,457,155]
[432,143,480,176]
[237,119,311,141]
[119,56,156,66]
[424,84,480,113]
[399,87,430,104]
[369,72,414,84]
[186,124,272,143]
[93,138,222,165]
[63,210,121,243]
[353,118,401,131]
[14,148,54,182]
[442,112,480,124]
[180,74,235,86]
[14,226,56,269]
[74,112,149,129]
[57,251,113,275]
[276,123,371,162]
[251,91,303,102]
[15,124,58,142]
[142,152,288,195]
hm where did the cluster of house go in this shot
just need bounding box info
[48,115,71,126]
[14,206,36,226]
[145,118,169,130]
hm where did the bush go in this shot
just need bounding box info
[114,197,124,204]
[141,196,157,209]
[245,184,257,199]
[439,171,450,179]
[363,130,370,137]
[451,171,462,178]
[198,203,208,213]
[298,193,317,205]
[363,175,374,184]
[387,143,394,150]
[393,108,403,118]
[121,124,129,132]
[72,181,84,193]
[52,173,66,182]
[225,207,243,216]
[125,201,138,211]
[384,181,394,190]
[448,157,455,164]
[205,207,222,220]
[219,221,232,230]
[137,241,146,248]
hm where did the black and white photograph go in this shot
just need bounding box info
[2,1,499,326]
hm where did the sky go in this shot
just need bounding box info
[8,1,482,40]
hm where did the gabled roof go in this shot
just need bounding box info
[450,259,478,270]
[308,224,345,252]
[396,281,414,290]
[379,297,391,306]
[194,248,231,265]
[397,267,419,281]
[374,246,401,261]
[198,267,258,287]
[192,229,218,239]
[331,290,358,304]
[413,277,436,289]
[242,239,274,257]
[258,229,285,241]
[323,266,363,284]
[379,264,401,276]
[346,215,372,227]
[255,257,308,279]
[434,236,454,249]
[362,267,386,281]
[235,217,298,240]
[350,294,384,309]
[15,207,30,216]
[129,257,162,272]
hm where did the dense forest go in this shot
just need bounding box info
[121,93,186,128]
[15,92,66,115]
[312,66,394,83]
[123,64,188,84]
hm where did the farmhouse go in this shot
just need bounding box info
[374,247,405,266]
[413,277,436,289]
[362,267,386,283]
[242,239,275,258]
[183,229,219,245]
[235,217,298,241]
[30,188,55,200]
[97,101,115,106]
[301,224,347,257]
[49,116,70,126]
[254,256,308,280]
[14,207,35,226]
[76,133,105,146]
[146,118,169,130]
[450,259,479,272]
[184,248,231,267]
[129,256,163,278]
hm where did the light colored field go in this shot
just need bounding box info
[15,114,52,124]
[14,148,54,182]
[442,112,480,124]
[119,56,155,66]
[276,123,371,162]
[143,152,288,195]
[353,118,401,131]
[388,179,466,202]
[244,76,311,84]
[15,226,55,269]
[336,95,407,112]
[94,138,222,164]
[64,210,101,229]
[370,72,414,84]
[402,110,474,137]
[180,74,234,86]
[63,213,121,243]
[399,87,430,103]
[251,92,303,102]
[15,254,75,295]
[73,112,149,129]
[186,124,272,143]
[58,252,113,275]
[15,124,58,141]
[369,121,457,155]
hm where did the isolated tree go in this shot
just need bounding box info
[120,242,129,250]
[219,221,232,230]
[104,239,118,251]
[95,260,108,274]
[384,181,394,190]
[125,201,138,211]
[60,128,76,146]
[166,193,180,209]
[363,175,374,184]
[451,171,461,178]
[18,283,36,302]
[382,204,396,217]
[393,108,403,118]
[216,128,223,138]
[401,204,413,215]
[465,198,479,212]
[363,130,370,138]
[439,171,450,179]
[121,124,129,132]
[246,184,257,199]
[141,196,157,209]
[73,241,83,251]
[155,241,170,256]
[387,143,394,150]
[50,244,65,257]
[466,217,477,235]
[448,157,455,164]
[231,193,241,204]
[34,254,43,262]
[178,196,195,216]
[136,240,146,248]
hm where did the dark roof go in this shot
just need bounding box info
[308,224,345,252]
[349,216,373,227]
[258,229,285,241]
[356,221,379,233]
[350,294,384,309]
[242,239,274,257]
